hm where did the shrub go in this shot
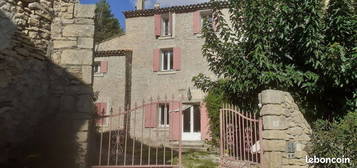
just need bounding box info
[309,111,357,168]
[204,88,227,146]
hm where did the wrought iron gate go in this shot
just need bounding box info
[92,97,183,168]
[220,104,263,168]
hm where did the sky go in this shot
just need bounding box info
[80,0,210,31]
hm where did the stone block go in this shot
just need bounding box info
[262,130,287,140]
[78,38,93,49]
[263,115,287,130]
[262,152,283,168]
[63,24,94,37]
[262,140,286,152]
[260,104,284,116]
[260,90,284,105]
[60,49,93,65]
[81,65,92,84]
[75,18,94,24]
[75,4,95,18]
[53,40,77,48]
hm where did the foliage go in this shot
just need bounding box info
[309,111,357,168]
[180,151,218,168]
[95,0,124,43]
[202,86,227,145]
[194,0,357,120]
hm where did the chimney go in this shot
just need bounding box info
[154,3,160,9]
[136,0,144,10]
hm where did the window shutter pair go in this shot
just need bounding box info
[95,102,107,125]
[100,61,108,73]
[144,101,181,141]
[154,13,173,36]
[152,48,181,72]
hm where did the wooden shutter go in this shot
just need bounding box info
[193,11,201,34]
[153,49,160,72]
[100,61,108,73]
[173,47,181,71]
[200,102,211,140]
[144,103,157,128]
[154,14,161,36]
[169,102,181,140]
[95,102,107,125]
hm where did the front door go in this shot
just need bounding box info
[182,105,201,141]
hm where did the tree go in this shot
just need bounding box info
[193,0,356,121]
[95,0,124,43]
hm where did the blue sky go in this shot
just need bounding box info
[80,0,135,31]
[80,0,210,31]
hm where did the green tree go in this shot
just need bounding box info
[193,0,356,121]
[95,0,124,43]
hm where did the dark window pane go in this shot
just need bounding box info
[166,104,170,125]
[193,105,201,132]
[163,52,168,70]
[164,19,169,35]
[160,105,165,125]
[183,108,190,132]
[170,51,173,70]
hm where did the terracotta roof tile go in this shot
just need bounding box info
[123,1,230,18]
[95,50,132,57]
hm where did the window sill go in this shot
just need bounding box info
[157,71,176,75]
[153,127,169,132]
[158,36,174,40]
[94,73,104,77]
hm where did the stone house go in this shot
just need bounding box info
[94,0,230,146]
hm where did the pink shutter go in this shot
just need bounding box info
[193,11,201,34]
[173,47,181,71]
[95,103,102,125]
[153,49,160,72]
[169,102,181,140]
[144,103,157,128]
[200,102,211,140]
[154,14,161,36]
[100,61,108,73]
[169,12,173,35]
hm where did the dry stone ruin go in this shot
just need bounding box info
[0,0,96,167]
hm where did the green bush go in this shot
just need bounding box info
[310,111,357,168]
[204,88,227,146]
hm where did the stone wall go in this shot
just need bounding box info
[0,0,95,168]
[259,90,312,168]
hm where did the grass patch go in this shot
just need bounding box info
[180,151,219,168]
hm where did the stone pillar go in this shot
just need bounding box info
[259,90,312,168]
[51,2,96,168]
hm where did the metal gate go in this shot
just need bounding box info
[92,97,182,168]
[220,104,263,168]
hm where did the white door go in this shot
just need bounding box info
[182,105,201,141]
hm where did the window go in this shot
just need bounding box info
[200,12,213,30]
[162,17,170,36]
[158,103,170,127]
[161,49,173,71]
[94,61,101,73]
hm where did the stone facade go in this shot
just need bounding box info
[259,90,312,168]
[0,0,95,167]
[97,6,231,144]
[93,55,127,130]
